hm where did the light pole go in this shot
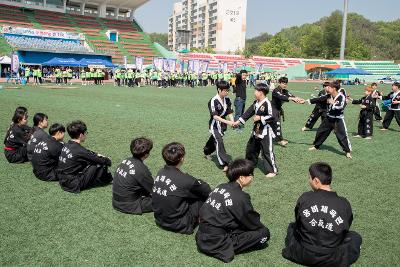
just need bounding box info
[339,0,349,60]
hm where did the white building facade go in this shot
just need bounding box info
[168,0,247,53]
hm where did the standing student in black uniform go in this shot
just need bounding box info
[302,82,330,131]
[152,142,212,235]
[380,82,400,131]
[196,159,270,263]
[3,107,31,163]
[370,82,383,121]
[309,81,352,159]
[233,84,278,178]
[203,81,234,172]
[233,70,248,132]
[27,113,49,161]
[31,123,65,181]
[282,162,362,267]
[112,137,154,215]
[271,77,305,146]
[57,120,113,193]
[351,87,375,139]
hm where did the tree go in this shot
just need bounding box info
[299,25,325,58]
[147,33,168,48]
[259,34,299,58]
[322,10,342,59]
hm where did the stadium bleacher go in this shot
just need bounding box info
[353,61,400,76]
[0,3,161,65]
[4,34,90,53]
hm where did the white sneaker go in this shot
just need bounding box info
[265,173,277,178]
[309,146,317,151]
[353,135,362,138]
[278,140,288,147]
[364,136,372,140]
[204,155,212,160]
[301,127,309,132]
[223,166,229,172]
[346,153,352,159]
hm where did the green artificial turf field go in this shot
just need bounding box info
[0,83,399,266]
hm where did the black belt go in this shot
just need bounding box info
[199,223,228,235]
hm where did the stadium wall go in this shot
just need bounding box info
[17,51,112,64]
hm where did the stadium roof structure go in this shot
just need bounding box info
[69,0,149,10]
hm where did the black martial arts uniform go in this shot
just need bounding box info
[31,137,63,181]
[372,89,383,121]
[282,189,362,267]
[305,90,328,129]
[57,140,113,193]
[271,86,295,141]
[352,95,375,137]
[112,157,154,214]
[196,182,270,263]
[382,90,400,130]
[238,98,278,174]
[203,94,233,167]
[313,93,352,153]
[152,165,211,234]
[3,124,31,163]
[27,127,49,161]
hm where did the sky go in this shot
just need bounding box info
[135,0,400,38]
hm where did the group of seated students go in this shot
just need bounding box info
[3,106,362,265]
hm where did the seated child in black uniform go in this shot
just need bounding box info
[152,142,211,234]
[57,120,113,193]
[3,106,31,163]
[27,113,49,161]
[196,158,270,263]
[31,123,65,181]
[282,162,362,267]
[112,137,154,215]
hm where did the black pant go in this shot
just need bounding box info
[305,108,326,129]
[204,129,230,167]
[196,224,270,263]
[271,109,283,142]
[282,223,362,267]
[245,133,278,174]
[382,110,400,129]
[59,165,113,193]
[4,147,28,163]
[34,168,58,181]
[156,199,203,235]
[313,117,352,153]
[357,110,373,137]
[373,105,382,121]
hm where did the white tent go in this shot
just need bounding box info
[0,55,11,64]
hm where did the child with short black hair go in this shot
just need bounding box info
[233,83,278,178]
[282,162,362,267]
[302,82,330,131]
[31,123,65,181]
[310,82,352,159]
[203,80,234,171]
[3,107,31,163]
[351,87,375,139]
[112,137,154,215]
[380,82,400,130]
[196,158,270,263]
[27,113,49,161]
[152,142,211,234]
[57,120,113,193]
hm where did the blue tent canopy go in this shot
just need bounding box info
[326,68,372,75]
[42,57,80,67]
[78,58,115,67]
